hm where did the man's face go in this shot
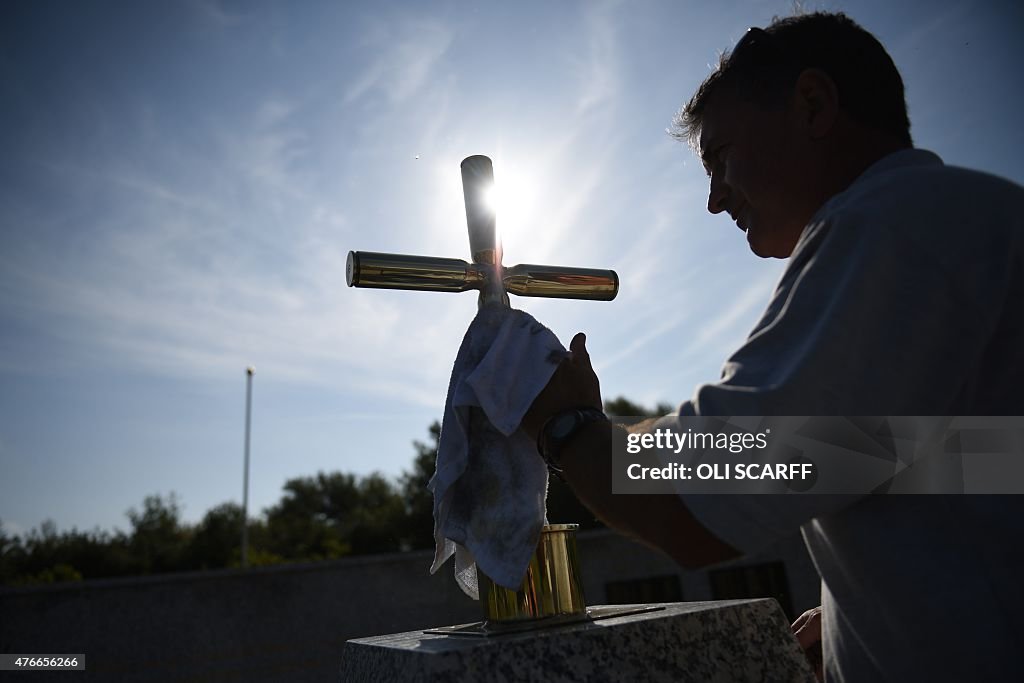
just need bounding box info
[698,88,813,258]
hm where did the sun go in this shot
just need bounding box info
[481,184,500,214]
[482,164,536,253]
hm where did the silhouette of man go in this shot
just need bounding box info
[523,12,1024,681]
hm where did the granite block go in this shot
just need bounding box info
[340,599,815,682]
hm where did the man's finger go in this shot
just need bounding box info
[794,621,821,649]
[795,612,822,649]
[791,612,810,632]
[570,332,591,367]
[791,606,823,651]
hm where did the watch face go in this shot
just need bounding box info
[549,411,580,440]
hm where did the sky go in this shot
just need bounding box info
[1,0,1022,536]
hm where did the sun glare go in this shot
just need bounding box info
[482,184,500,214]
[486,166,536,253]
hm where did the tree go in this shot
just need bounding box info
[185,502,243,569]
[3,519,132,584]
[348,473,407,554]
[604,396,675,421]
[0,520,25,584]
[396,421,440,550]
[263,473,354,561]
[126,493,190,574]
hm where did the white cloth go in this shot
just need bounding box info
[428,302,566,598]
[678,149,1024,682]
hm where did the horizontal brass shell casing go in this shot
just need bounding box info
[346,251,484,293]
[503,263,618,300]
[347,251,618,301]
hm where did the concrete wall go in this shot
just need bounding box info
[0,530,818,682]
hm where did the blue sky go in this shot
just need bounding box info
[1,0,1022,536]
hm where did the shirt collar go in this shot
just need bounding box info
[855,148,943,185]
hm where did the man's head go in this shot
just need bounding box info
[673,13,912,258]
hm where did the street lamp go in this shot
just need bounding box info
[242,366,254,568]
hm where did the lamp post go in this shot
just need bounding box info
[242,366,254,569]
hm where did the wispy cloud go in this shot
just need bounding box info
[0,82,473,409]
[344,16,455,105]
[676,268,779,363]
[573,0,620,117]
[188,0,245,27]
[503,0,624,266]
[0,518,26,538]
[888,0,971,59]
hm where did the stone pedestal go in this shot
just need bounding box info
[340,599,815,682]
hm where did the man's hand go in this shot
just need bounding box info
[521,332,602,440]
[791,605,824,681]
[518,330,743,570]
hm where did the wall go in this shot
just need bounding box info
[0,530,818,682]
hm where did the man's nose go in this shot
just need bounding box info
[707,175,729,215]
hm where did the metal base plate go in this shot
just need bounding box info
[422,604,665,638]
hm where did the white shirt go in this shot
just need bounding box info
[681,149,1024,682]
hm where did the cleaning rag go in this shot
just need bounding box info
[428,302,567,599]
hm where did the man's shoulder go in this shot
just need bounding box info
[787,149,1024,291]
[805,150,1024,259]
[873,158,1022,205]
[830,149,1024,220]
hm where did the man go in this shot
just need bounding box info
[522,12,1024,682]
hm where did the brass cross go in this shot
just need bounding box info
[347,155,618,308]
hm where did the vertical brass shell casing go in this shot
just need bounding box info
[478,524,586,622]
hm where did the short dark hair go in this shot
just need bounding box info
[672,12,912,149]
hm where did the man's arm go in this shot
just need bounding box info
[560,419,740,568]
[522,333,740,569]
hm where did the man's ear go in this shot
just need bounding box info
[791,68,839,139]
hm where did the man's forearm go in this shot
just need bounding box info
[558,420,740,569]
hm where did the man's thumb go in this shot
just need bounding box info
[570,332,589,363]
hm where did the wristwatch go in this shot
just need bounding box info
[537,407,609,478]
